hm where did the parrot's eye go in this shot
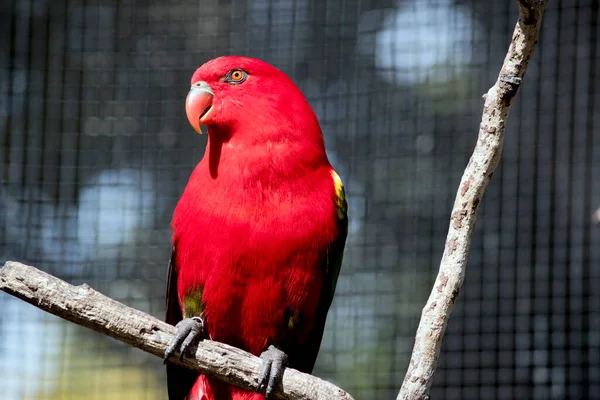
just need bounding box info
[223,68,248,85]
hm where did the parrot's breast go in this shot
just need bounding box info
[172,163,340,356]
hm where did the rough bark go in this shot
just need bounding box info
[0,261,354,400]
[397,1,549,399]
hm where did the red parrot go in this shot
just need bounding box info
[163,56,348,400]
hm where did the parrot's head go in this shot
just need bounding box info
[185,56,322,144]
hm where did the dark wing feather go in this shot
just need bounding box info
[165,245,199,399]
[165,246,182,324]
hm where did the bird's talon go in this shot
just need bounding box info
[257,345,288,398]
[163,317,206,364]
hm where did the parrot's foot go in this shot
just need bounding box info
[257,345,288,399]
[163,317,206,363]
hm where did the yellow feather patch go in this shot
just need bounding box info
[331,170,347,220]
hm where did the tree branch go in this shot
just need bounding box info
[0,261,354,400]
[397,1,548,399]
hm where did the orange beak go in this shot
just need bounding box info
[185,81,214,133]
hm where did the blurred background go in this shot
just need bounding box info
[0,0,599,399]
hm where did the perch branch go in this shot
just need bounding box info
[0,261,353,400]
[398,1,548,399]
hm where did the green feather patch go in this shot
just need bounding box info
[183,288,204,318]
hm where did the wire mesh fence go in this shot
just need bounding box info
[0,0,599,399]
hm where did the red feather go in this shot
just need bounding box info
[167,56,347,400]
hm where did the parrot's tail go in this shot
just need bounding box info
[188,375,265,400]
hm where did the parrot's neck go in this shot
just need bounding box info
[202,126,329,185]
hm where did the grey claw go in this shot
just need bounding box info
[257,345,288,398]
[164,317,205,364]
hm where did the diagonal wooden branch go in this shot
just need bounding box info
[397,1,548,399]
[0,261,354,400]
